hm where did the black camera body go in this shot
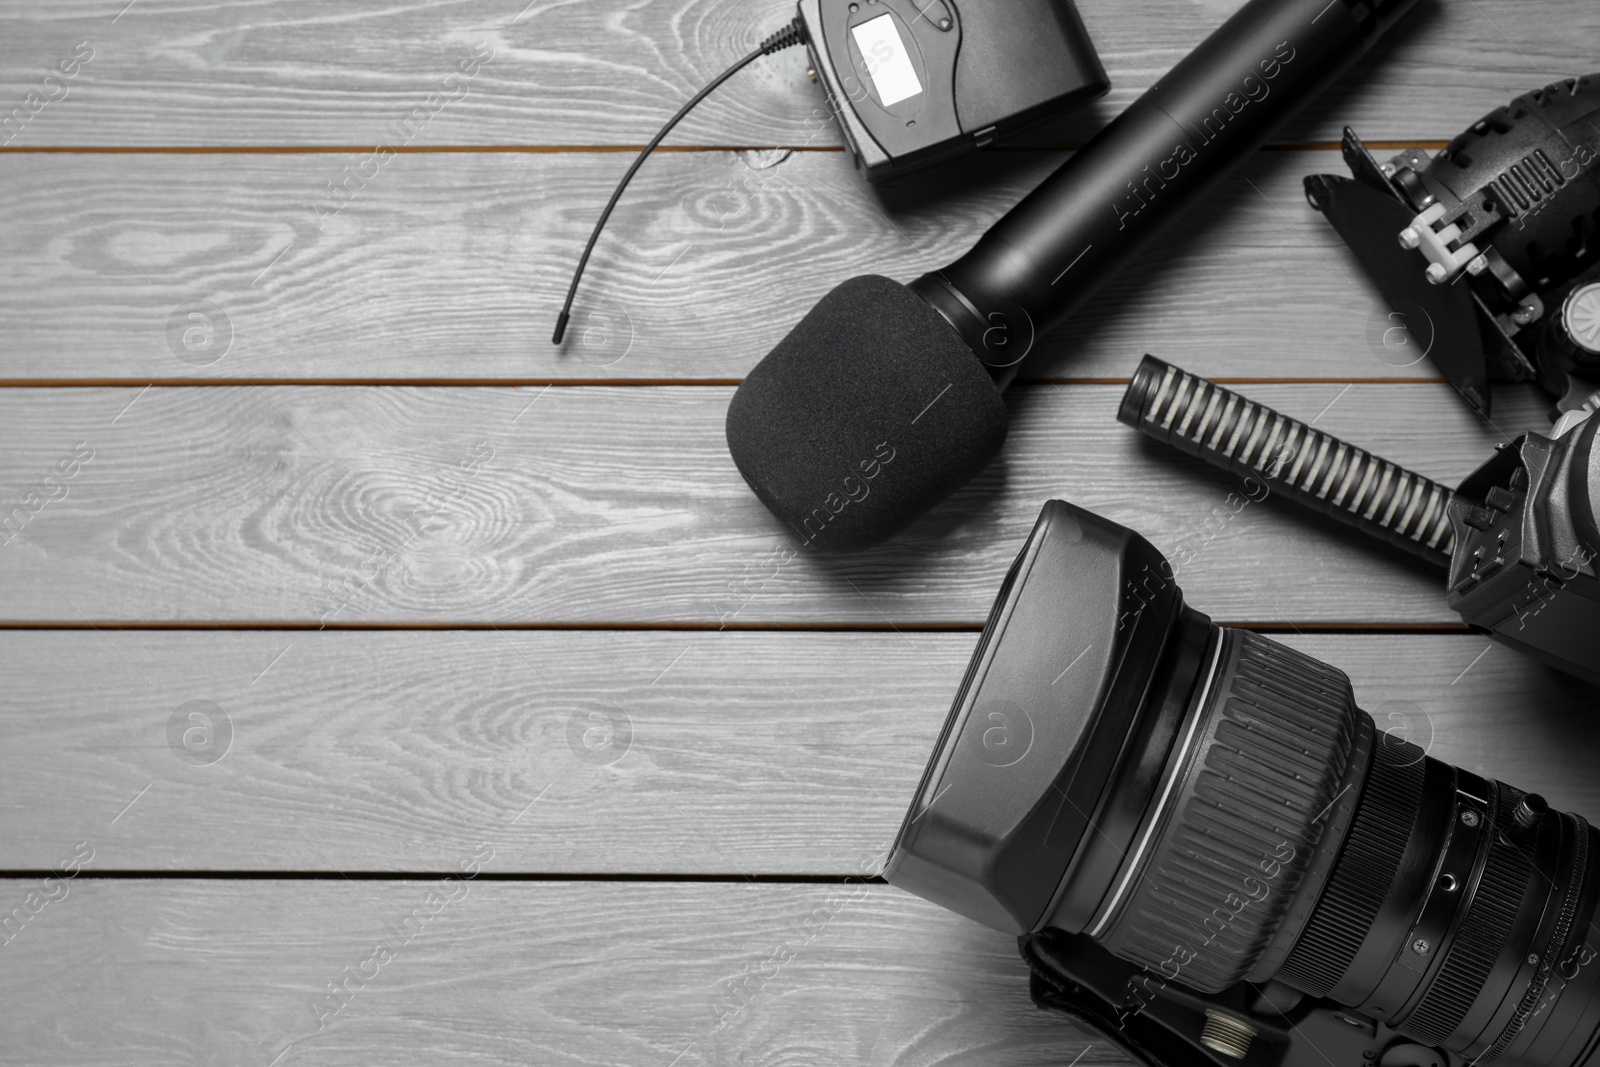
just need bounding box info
[1448,412,1600,682]
[1021,929,1512,1067]
[797,0,1108,181]
[1307,76,1600,417]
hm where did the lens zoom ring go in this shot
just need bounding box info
[1097,631,1361,992]
[1402,784,1534,1046]
[1278,734,1425,995]
[1480,815,1591,1063]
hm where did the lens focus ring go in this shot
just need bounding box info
[1479,813,1590,1063]
[1094,630,1364,992]
[1277,732,1426,996]
[1401,783,1535,1046]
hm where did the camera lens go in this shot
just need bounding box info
[887,500,1600,1067]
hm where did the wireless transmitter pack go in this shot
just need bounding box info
[797,0,1108,181]
[553,2,1107,344]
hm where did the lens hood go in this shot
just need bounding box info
[886,500,1212,934]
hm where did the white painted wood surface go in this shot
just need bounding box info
[0,0,1590,146]
[1,0,1594,1062]
[0,384,1555,625]
[1,880,1108,1066]
[0,148,1440,383]
[0,631,1593,874]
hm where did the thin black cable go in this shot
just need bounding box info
[552,19,807,345]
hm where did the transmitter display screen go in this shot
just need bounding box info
[851,14,923,106]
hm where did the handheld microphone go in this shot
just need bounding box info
[726,0,1422,553]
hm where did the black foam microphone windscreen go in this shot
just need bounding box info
[727,0,1421,552]
[725,276,1008,552]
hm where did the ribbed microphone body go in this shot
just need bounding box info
[1118,355,1456,564]
[727,0,1422,553]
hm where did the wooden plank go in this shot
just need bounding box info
[0,630,964,874]
[0,879,1110,1066]
[0,382,1554,625]
[0,0,1588,147]
[0,148,1494,382]
[0,631,1592,873]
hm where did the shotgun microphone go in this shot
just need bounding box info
[725,0,1421,552]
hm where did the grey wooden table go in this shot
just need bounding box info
[1,1,1597,1063]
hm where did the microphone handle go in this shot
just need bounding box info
[915,0,1420,385]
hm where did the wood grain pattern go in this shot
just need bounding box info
[0,4,1591,1061]
[0,630,1593,873]
[0,148,1449,383]
[0,879,1111,1066]
[0,382,1554,625]
[0,0,1590,147]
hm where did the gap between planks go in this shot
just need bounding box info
[0,378,1452,388]
[0,140,1450,155]
[0,870,883,883]
[0,621,1471,633]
